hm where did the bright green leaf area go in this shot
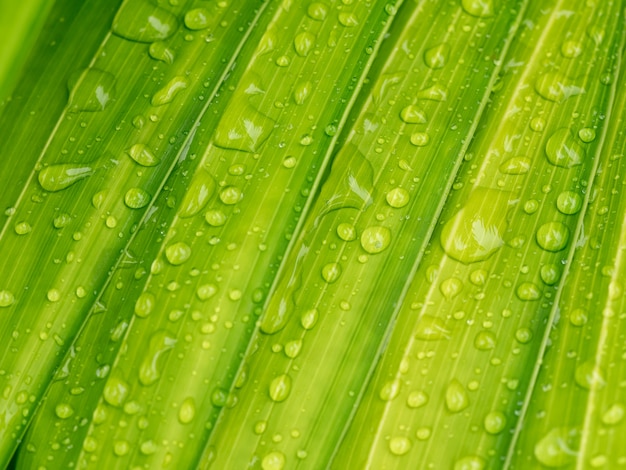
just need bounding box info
[0,0,625,469]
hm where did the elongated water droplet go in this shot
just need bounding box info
[399,104,427,124]
[269,374,291,402]
[103,375,130,407]
[461,0,493,17]
[127,144,160,166]
[293,81,312,105]
[445,379,469,413]
[441,188,514,264]
[535,73,585,102]
[135,292,156,318]
[499,156,531,175]
[178,397,196,424]
[184,8,210,30]
[151,76,189,106]
[149,41,174,63]
[424,43,449,69]
[379,380,401,401]
[294,32,316,57]
[536,222,569,252]
[534,427,580,467]
[214,101,275,152]
[112,0,178,42]
[417,83,448,101]
[38,164,93,192]
[414,315,450,340]
[180,171,215,218]
[139,330,177,386]
[68,69,115,112]
[300,309,318,330]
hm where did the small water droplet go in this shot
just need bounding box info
[269,374,291,402]
[178,397,196,424]
[535,73,585,102]
[219,186,242,205]
[424,43,449,69]
[578,127,596,143]
[536,222,569,252]
[126,143,160,166]
[124,188,151,209]
[484,411,506,434]
[135,292,156,317]
[389,436,411,455]
[55,403,74,419]
[440,277,463,299]
[301,309,319,330]
[151,76,189,106]
[445,379,469,413]
[336,223,357,241]
[184,7,210,30]
[534,427,580,467]
[540,264,561,285]
[407,390,428,408]
[530,117,546,132]
[338,12,359,27]
[410,132,430,147]
[112,0,178,42]
[360,226,391,254]
[284,339,302,358]
[516,282,541,301]
[165,241,192,265]
[474,331,496,350]
[321,262,342,283]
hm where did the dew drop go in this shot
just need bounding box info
[561,40,583,58]
[134,292,156,318]
[410,132,429,147]
[0,290,15,307]
[578,127,596,143]
[124,188,151,209]
[516,282,541,301]
[284,339,302,358]
[536,222,569,252]
[55,403,74,419]
[360,226,391,254]
[214,102,275,152]
[474,330,496,350]
[293,81,313,105]
[336,223,357,241]
[424,43,449,69]
[602,403,625,425]
[569,308,588,326]
[407,390,428,408]
[126,144,160,167]
[148,41,174,63]
[440,277,462,299]
[184,8,210,30]
[461,0,493,17]
[262,451,286,470]
[103,375,130,407]
[386,188,410,208]
[454,456,486,470]
[178,397,196,424]
[219,186,242,205]
[112,0,178,42]
[294,31,316,57]
[574,361,605,390]
[165,241,191,265]
[417,83,448,101]
[484,411,506,434]
[151,76,189,106]
[389,436,411,455]
[556,191,582,215]
[269,374,291,402]
[534,427,580,467]
[307,2,328,20]
[535,73,585,102]
[321,262,342,283]
[445,379,469,413]
[499,156,531,175]
[301,309,319,330]
[338,12,359,27]
[379,380,401,401]
[399,104,427,124]
[38,163,94,192]
[205,209,226,226]
[180,171,216,217]
[139,330,177,386]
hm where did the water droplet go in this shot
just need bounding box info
[474,331,496,350]
[135,292,156,317]
[417,83,448,101]
[149,41,174,63]
[524,199,539,214]
[151,76,189,106]
[219,186,243,205]
[389,436,411,455]
[440,277,463,299]
[578,127,596,143]
[535,73,585,102]
[205,209,226,226]
[534,427,580,467]
[338,12,359,27]
[575,361,605,390]
[454,456,486,470]
[399,104,427,124]
[83,437,97,453]
[38,163,94,192]
[112,0,178,42]
[301,309,319,330]
[294,31,316,56]
[262,451,286,470]
[540,264,561,285]
[322,150,374,213]
[53,213,72,228]
[103,375,130,407]
[407,390,428,408]
[602,403,624,425]
[178,397,196,424]
[124,188,151,209]
[446,379,469,413]
[410,132,430,147]
[386,188,410,208]
[0,290,15,307]
[499,156,531,175]
[441,188,514,264]
[484,411,506,434]
[139,330,177,386]
[284,339,302,358]
[336,223,357,241]
[47,288,61,302]
[556,191,582,215]
[569,308,588,326]
[126,143,160,166]
[360,226,391,254]
[530,117,546,132]
[516,282,541,301]
[67,68,115,112]
[379,380,401,401]
[180,171,215,217]
[165,241,191,265]
[461,0,493,17]
[307,2,328,20]
[414,315,450,340]
[561,40,583,58]
[184,7,210,30]
[321,262,342,283]
[214,102,275,152]
[424,43,449,69]
[536,222,569,252]
[293,81,312,105]
[269,374,291,402]
[197,283,217,301]
[54,403,74,419]
[140,440,158,455]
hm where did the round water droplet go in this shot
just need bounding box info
[546,128,585,168]
[360,226,391,254]
[445,379,469,413]
[535,73,585,102]
[307,2,328,20]
[103,375,130,407]
[602,403,625,425]
[530,117,546,132]
[55,403,74,419]
[410,132,429,147]
[219,186,242,205]
[165,241,191,265]
[184,8,210,30]
[379,380,401,401]
[461,0,494,17]
[536,222,569,252]
[515,328,533,344]
[178,397,196,424]
[424,43,449,69]
[575,361,605,390]
[205,209,226,226]
[578,127,596,143]
[414,315,450,340]
[135,292,156,317]
[440,277,462,299]
[321,262,342,283]
[454,456,486,470]
[0,290,15,307]
[517,282,540,301]
[294,31,316,57]
[474,331,496,350]
[197,283,217,300]
[534,427,580,467]
[284,339,302,358]
[469,269,487,286]
[39,163,94,192]
[124,188,151,209]
[407,390,428,408]
[262,451,286,470]
[269,374,291,402]
[83,437,97,453]
[67,68,115,112]
[140,440,158,455]
[338,12,359,27]
[336,223,356,241]
[112,0,178,42]
[556,191,582,215]
[399,104,427,124]
[484,411,506,434]
[53,213,72,228]
[301,309,319,330]
[389,436,411,455]
[499,156,531,175]
[569,308,588,326]
[114,440,130,456]
[386,188,410,208]
[127,144,160,166]
[561,40,583,58]
[524,199,539,214]
[47,288,61,302]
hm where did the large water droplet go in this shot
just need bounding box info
[546,128,585,168]
[151,76,189,106]
[134,292,156,318]
[214,101,275,152]
[124,188,151,209]
[441,188,514,264]
[38,163,94,192]
[294,32,316,57]
[68,68,115,112]
[184,8,210,30]
[165,241,192,265]
[112,0,178,42]
[126,144,160,166]
[445,379,469,413]
[535,73,585,102]
[269,374,291,402]
[417,83,447,101]
[534,427,580,467]
[149,41,174,63]
[0,290,15,307]
[575,361,605,390]
[360,226,391,254]
[389,436,411,455]
[461,0,494,17]
[180,171,215,218]
[322,148,374,213]
[424,43,449,69]
[139,330,177,386]
[536,222,569,252]
[262,451,286,470]
[103,375,130,407]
